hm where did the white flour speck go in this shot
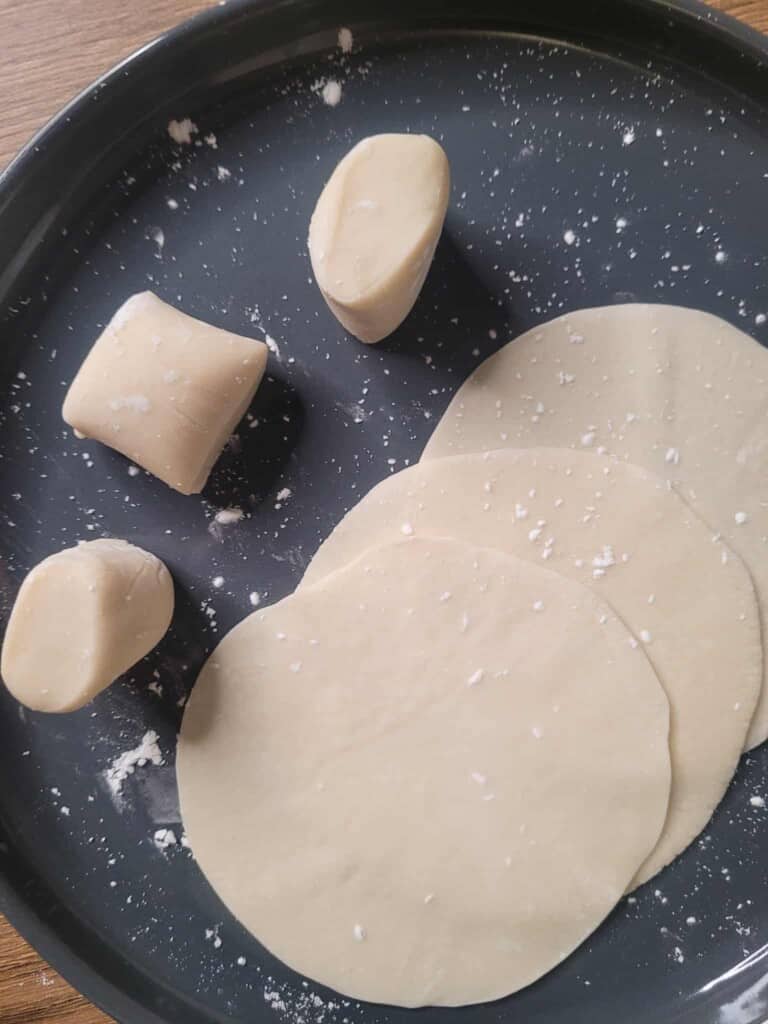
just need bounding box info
[167,118,198,144]
[104,731,163,806]
[734,511,749,525]
[622,127,636,146]
[750,795,765,808]
[153,828,177,851]
[338,26,353,52]
[563,229,576,245]
[214,507,244,525]
[665,447,680,465]
[467,668,484,687]
[249,591,261,607]
[353,924,366,942]
[401,522,414,536]
[321,80,342,106]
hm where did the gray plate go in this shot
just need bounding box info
[0,1,767,1021]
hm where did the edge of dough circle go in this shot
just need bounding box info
[421,302,768,749]
[302,447,762,887]
[178,537,671,1008]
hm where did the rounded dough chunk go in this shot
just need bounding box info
[179,538,671,1007]
[308,134,450,343]
[422,304,768,749]
[303,450,762,887]
[1,539,174,713]
[62,291,268,494]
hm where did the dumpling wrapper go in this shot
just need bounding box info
[308,134,450,343]
[422,304,768,749]
[303,449,762,887]
[179,537,670,1007]
[1,538,173,712]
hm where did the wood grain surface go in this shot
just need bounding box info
[0,0,765,1021]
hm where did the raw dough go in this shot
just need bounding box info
[179,538,670,1006]
[422,304,768,748]
[308,134,450,343]
[63,291,268,494]
[303,449,762,886]
[1,539,173,713]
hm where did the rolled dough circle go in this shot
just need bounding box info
[302,449,761,886]
[421,303,768,748]
[179,537,670,1006]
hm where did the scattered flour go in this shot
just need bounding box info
[214,507,244,526]
[167,118,198,144]
[318,79,343,107]
[104,731,164,806]
[153,828,178,851]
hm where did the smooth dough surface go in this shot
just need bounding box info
[63,291,268,494]
[303,449,762,886]
[422,304,768,748]
[179,538,670,1006]
[1,539,173,712]
[308,134,450,343]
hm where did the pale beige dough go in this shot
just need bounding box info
[63,291,268,494]
[422,304,768,748]
[178,538,670,1007]
[1,539,173,713]
[303,449,762,886]
[308,134,450,343]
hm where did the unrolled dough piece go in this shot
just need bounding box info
[178,538,670,1007]
[308,134,450,343]
[63,292,268,494]
[422,304,768,748]
[303,450,762,886]
[1,539,173,713]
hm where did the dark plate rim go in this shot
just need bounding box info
[1,1,768,1021]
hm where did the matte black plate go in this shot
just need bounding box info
[1,1,768,1021]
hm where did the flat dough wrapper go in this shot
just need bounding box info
[303,449,761,886]
[422,304,768,748]
[179,538,670,1007]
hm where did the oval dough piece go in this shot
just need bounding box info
[422,304,768,748]
[179,538,670,1007]
[1,539,174,712]
[303,450,762,886]
[308,134,450,343]
[63,291,268,494]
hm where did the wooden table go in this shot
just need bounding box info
[0,0,766,1020]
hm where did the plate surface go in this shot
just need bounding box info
[1,1,768,1022]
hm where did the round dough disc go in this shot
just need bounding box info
[422,304,768,748]
[303,449,761,886]
[179,538,670,1007]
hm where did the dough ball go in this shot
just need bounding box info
[1,539,174,712]
[308,134,450,343]
[422,303,768,748]
[179,538,670,1007]
[62,292,268,494]
[302,449,762,887]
